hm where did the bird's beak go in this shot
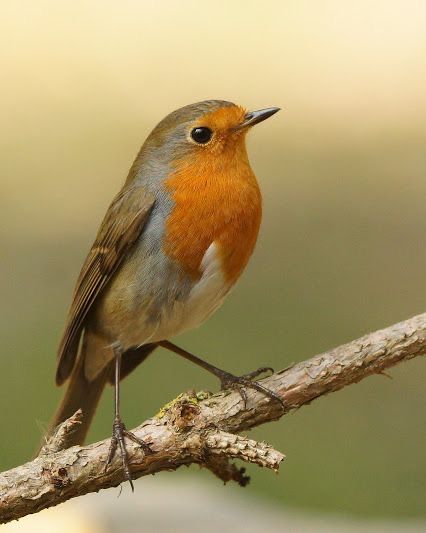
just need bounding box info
[235,107,280,130]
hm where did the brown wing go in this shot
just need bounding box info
[56,185,155,385]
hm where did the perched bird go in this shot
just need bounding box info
[47,100,281,488]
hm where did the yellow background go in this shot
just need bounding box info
[1,0,425,521]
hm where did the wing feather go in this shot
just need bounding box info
[56,185,155,384]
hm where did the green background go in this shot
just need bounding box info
[1,0,425,522]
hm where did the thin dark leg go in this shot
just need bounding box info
[105,346,152,491]
[158,340,284,409]
[114,348,121,415]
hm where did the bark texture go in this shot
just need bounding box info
[0,313,424,524]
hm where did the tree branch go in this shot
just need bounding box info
[0,313,424,524]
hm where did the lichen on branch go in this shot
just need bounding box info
[0,313,424,524]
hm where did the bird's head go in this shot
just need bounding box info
[133,100,279,177]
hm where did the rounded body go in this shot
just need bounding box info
[55,100,278,383]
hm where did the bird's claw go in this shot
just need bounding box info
[104,417,152,491]
[218,367,285,410]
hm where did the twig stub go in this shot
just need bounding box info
[0,313,424,524]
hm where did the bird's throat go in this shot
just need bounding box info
[163,152,262,284]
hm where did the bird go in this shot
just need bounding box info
[46,100,281,488]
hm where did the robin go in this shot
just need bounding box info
[46,100,281,488]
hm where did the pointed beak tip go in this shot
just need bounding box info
[262,107,281,118]
[240,106,281,129]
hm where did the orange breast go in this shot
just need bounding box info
[164,145,262,284]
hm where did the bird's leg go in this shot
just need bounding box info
[105,345,152,491]
[158,340,285,410]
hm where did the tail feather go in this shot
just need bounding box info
[43,339,157,451]
[43,339,111,450]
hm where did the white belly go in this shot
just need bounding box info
[147,242,231,343]
[85,242,231,380]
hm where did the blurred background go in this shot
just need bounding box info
[1,0,425,531]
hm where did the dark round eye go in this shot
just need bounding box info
[190,127,213,144]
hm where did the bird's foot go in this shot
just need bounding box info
[217,367,285,410]
[104,416,152,491]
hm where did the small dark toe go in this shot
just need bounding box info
[218,369,284,410]
[245,379,285,409]
[242,366,275,381]
[123,430,153,455]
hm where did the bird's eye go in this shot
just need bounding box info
[190,127,213,144]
